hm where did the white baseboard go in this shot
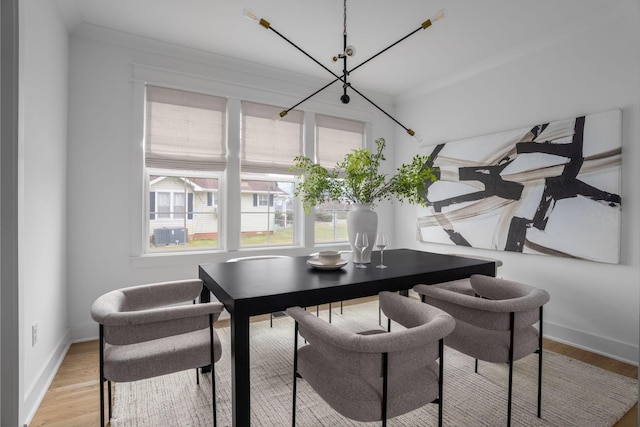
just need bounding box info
[23,330,71,426]
[545,320,639,366]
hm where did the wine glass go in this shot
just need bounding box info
[376,232,388,269]
[354,232,369,269]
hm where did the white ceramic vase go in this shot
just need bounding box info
[347,204,378,264]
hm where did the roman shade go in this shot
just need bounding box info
[145,85,227,171]
[241,101,303,174]
[315,113,364,169]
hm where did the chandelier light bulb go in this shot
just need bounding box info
[345,45,356,57]
[272,110,288,121]
[243,8,258,21]
[431,9,447,23]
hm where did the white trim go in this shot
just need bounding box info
[22,331,71,426]
[545,320,638,366]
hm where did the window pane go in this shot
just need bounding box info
[314,114,364,244]
[314,201,349,243]
[173,192,185,219]
[240,179,295,247]
[157,192,170,219]
[148,175,219,252]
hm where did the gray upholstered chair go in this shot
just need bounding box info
[378,253,503,326]
[227,255,292,326]
[287,291,455,426]
[91,279,224,427]
[414,275,550,427]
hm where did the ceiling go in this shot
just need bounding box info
[56,0,623,98]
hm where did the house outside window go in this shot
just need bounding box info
[147,175,220,250]
[144,85,226,252]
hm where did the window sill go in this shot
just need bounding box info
[129,245,350,269]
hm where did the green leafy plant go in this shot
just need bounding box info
[290,137,438,214]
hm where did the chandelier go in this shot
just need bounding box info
[243,0,446,142]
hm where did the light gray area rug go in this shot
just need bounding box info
[112,300,637,426]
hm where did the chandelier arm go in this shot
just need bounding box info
[348,26,423,75]
[280,77,342,115]
[347,83,415,136]
[266,26,345,82]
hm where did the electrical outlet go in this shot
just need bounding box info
[32,323,38,346]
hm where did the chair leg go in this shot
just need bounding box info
[436,338,444,427]
[538,306,544,418]
[329,303,332,323]
[507,312,515,427]
[270,313,273,327]
[381,352,388,427]
[340,300,343,314]
[99,326,105,427]
[292,322,299,427]
[108,380,112,420]
[196,367,200,385]
[210,314,217,427]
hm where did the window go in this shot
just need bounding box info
[144,85,226,252]
[255,194,271,207]
[314,114,365,244]
[140,82,369,255]
[240,101,302,247]
[156,192,170,219]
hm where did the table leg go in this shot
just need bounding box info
[231,311,251,426]
[199,287,212,373]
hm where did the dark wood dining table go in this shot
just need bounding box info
[199,248,496,426]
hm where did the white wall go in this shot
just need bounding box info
[65,25,396,342]
[20,0,70,422]
[394,5,640,364]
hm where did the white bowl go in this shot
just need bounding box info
[318,250,341,265]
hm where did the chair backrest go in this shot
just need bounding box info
[418,275,549,331]
[290,292,454,379]
[91,279,224,345]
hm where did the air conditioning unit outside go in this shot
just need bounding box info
[153,227,188,246]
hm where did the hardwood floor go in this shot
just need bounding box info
[30,303,638,427]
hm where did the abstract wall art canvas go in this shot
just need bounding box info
[417,109,622,264]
